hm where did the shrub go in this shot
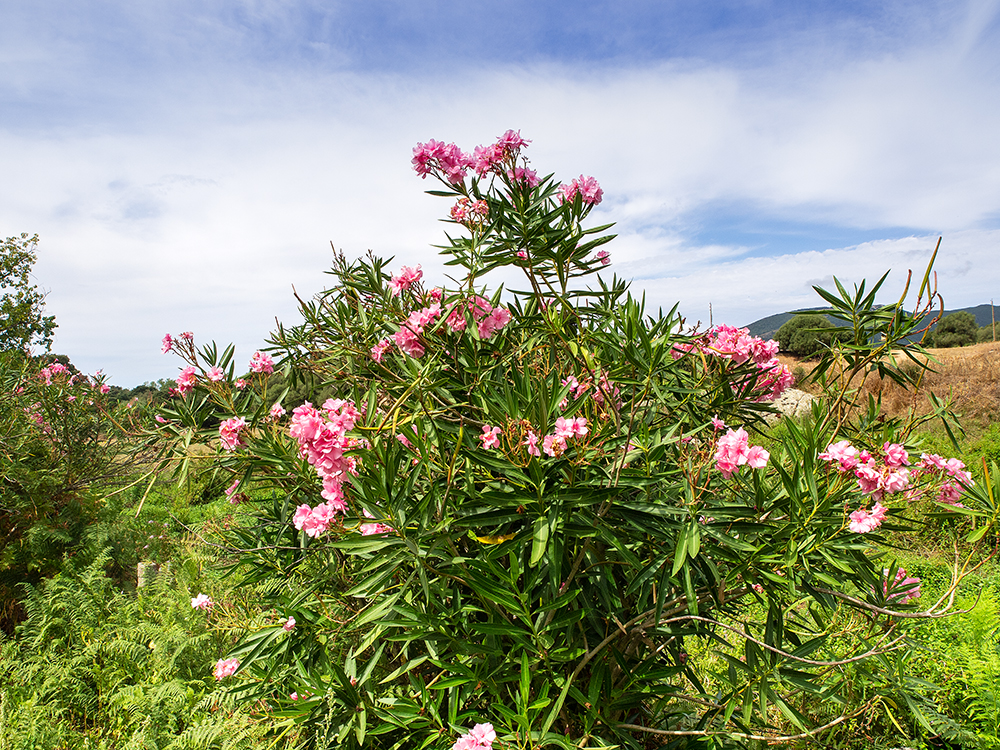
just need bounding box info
[979,323,999,344]
[933,311,978,348]
[776,313,839,358]
[154,131,994,749]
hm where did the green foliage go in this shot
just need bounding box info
[0,352,139,631]
[0,545,275,749]
[979,323,999,344]
[932,311,978,348]
[0,233,56,353]
[776,313,838,357]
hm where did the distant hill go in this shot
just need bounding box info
[745,304,1000,342]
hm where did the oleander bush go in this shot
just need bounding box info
[152,131,997,750]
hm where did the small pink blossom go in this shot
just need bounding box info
[559,175,604,206]
[880,567,921,603]
[711,415,726,431]
[270,403,286,419]
[595,249,610,266]
[524,430,541,457]
[480,425,502,450]
[249,351,275,374]
[283,616,296,631]
[818,440,861,472]
[292,501,337,538]
[542,434,567,457]
[161,333,175,353]
[99,384,110,394]
[213,657,239,680]
[848,502,887,533]
[389,265,423,296]
[219,417,247,452]
[235,378,247,390]
[207,366,225,382]
[452,722,496,750]
[191,593,213,610]
[180,331,194,341]
[290,692,299,701]
[176,366,197,395]
[882,442,910,468]
[370,338,393,362]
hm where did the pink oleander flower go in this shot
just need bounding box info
[219,417,247,452]
[292,502,337,538]
[559,175,603,206]
[176,366,197,395]
[191,593,213,610]
[882,442,910,468]
[249,350,274,374]
[554,416,589,439]
[99,384,110,394]
[746,445,770,469]
[818,440,861,472]
[359,508,395,536]
[290,692,299,701]
[881,567,922,603]
[283,616,296,631]
[161,333,175,353]
[270,403,286,419]
[154,414,168,424]
[180,331,194,341]
[711,415,726,431]
[477,306,512,340]
[213,657,239,680]
[224,478,240,499]
[480,425,502,450]
[389,265,423,296]
[848,502,888,533]
[516,249,527,259]
[507,166,539,187]
[370,338,393,362]
[715,427,770,478]
[542,434,567,457]
[235,378,247,390]
[207,366,225,382]
[452,723,496,750]
[524,430,541,457]
[596,249,610,266]
[412,140,471,183]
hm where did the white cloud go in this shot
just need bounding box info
[2,2,999,384]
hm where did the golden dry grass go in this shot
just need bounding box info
[785,341,1000,425]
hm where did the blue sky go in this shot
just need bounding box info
[2,0,999,385]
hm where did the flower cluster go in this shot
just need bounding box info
[914,453,975,506]
[450,197,489,226]
[288,399,365,537]
[393,303,441,358]
[714,428,770,479]
[483,416,589,459]
[219,417,247,452]
[452,723,496,750]
[560,372,622,413]
[671,326,792,401]
[249,350,274,374]
[213,657,239,680]
[558,175,603,206]
[412,129,540,190]
[389,265,423,296]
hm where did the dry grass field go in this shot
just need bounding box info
[784,340,1000,426]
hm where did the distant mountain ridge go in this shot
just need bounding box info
[744,304,1000,342]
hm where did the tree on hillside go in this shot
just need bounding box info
[932,311,977,348]
[978,323,999,343]
[776,313,837,357]
[0,234,56,353]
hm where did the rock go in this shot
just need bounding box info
[765,388,816,424]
